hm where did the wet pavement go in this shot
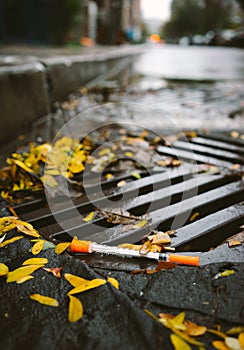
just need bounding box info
[0,45,244,349]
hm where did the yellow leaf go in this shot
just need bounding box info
[64,273,90,288]
[30,294,59,307]
[13,159,34,173]
[0,263,9,276]
[45,169,60,176]
[171,312,186,331]
[225,337,242,350]
[238,333,244,349]
[32,240,45,255]
[7,264,44,283]
[55,242,71,254]
[167,320,203,346]
[14,220,40,238]
[68,295,83,323]
[16,275,34,284]
[189,212,200,222]
[106,173,113,180]
[83,212,95,222]
[22,258,48,266]
[107,277,119,289]
[98,148,111,156]
[212,340,230,350]
[170,334,191,350]
[0,236,24,249]
[125,151,134,157]
[68,162,85,174]
[68,278,106,295]
[221,270,235,277]
[227,327,244,335]
[208,329,227,339]
[133,219,147,229]
[130,171,141,179]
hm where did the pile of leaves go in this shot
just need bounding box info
[0,127,182,202]
[145,310,244,350]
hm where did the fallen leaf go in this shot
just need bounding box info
[130,171,141,179]
[105,173,114,180]
[184,320,207,336]
[230,131,239,138]
[227,327,244,335]
[0,263,9,276]
[232,164,240,171]
[68,278,106,295]
[40,174,58,188]
[133,219,147,229]
[14,220,40,238]
[145,261,175,274]
[225,232,244,248]
[238,333,244,349]
[148,232,171,245]
[7,264,44,283]
[32,240,45,255]
[0,235,24,249]
[170,333,191,350]
[189,212,200,222]
[208,329,227,339]
[167,320,203,346]
[118,243,141,251]
[171,312,186,331]
[30,294,59,307]
[83,212,95,222]
[64,273,90,287]
[213,270,235,280]
[198,164,220,175]
[107,277,119,289]
[43,267,63,278]
[117,180,126,187]
[125,151,134,157]
[55,242,71,255]
[225,337,242,350]
[139,240,152,255]
[16,275,34,284]
[68,295,83,322]
[22,258,48,266]
[212,340,229,350]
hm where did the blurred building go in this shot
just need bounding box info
[0,0,142,46]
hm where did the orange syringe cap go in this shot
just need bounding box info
[168,254,200,266]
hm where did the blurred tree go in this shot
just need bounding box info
[163,0,235,41]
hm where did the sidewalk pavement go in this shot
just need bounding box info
[0,44,144,143]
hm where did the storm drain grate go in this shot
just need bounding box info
[12,131,244,256]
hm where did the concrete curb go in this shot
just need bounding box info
[0,45,144,142]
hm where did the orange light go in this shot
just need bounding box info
[80,37,94,47]
[150,34,161,44]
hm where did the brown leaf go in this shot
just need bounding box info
[139,240,152,255]
[43,267,63,278]
[145,261,176,274]
[30,294,59,307]
[148,232,171,245]
[225,232,244,248]
[68,295,83,322]
[184,320,207,336]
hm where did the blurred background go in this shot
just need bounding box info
[0,0,243,47]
